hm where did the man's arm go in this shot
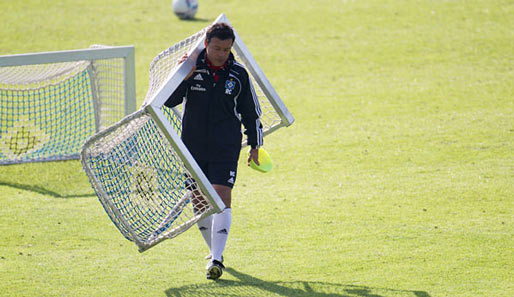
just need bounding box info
[164,56,196,108]
[237,76,263,165]
[164,81,188,108]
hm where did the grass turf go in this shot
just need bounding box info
[1,0,513,296]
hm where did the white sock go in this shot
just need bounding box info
[211,208,231,262]
[197,215,213,251]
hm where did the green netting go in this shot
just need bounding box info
[0,48,129,166]
[82,110,214,251]
[0,69,95,164]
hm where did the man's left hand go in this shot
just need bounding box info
[248,148,259,166]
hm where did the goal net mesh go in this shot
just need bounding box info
[0,48,126,165]
[82,109,213,251]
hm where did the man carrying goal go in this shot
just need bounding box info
[165,23,263,280]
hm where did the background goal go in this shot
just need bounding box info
[0,45,136,165]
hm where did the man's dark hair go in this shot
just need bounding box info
[206,23,235,44]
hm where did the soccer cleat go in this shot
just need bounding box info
[204,255,223,269]
[206,260,225,280]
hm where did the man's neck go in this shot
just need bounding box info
[206,56,227,72]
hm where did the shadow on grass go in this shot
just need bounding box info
[179,17,211,23]
[165,268,431,297]
[0,160,95,198]
[0,181,95,198]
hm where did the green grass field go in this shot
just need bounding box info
[1,0,513,296]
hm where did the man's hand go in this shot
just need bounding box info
[179,54,196,80]
[248,148,259,166]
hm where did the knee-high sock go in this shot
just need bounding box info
[211,208,231,262]
[197,215,213,251]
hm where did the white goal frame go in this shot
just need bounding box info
[146,14,294,143]
[0,46,136,165]
[81,14,294,252]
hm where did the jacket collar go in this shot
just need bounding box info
[198,49,235,69]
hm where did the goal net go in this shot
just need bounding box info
[81,14,294,252]
[81,108,222,252]
[0,45,136,165]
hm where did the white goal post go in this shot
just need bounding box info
[0,45,136,165]
[81,14,294,252]
[144,14,295,144]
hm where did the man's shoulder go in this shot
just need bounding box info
[229,61,249,78]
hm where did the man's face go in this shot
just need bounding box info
[205,37,233,67]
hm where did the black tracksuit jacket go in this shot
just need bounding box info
[164,49,263,163]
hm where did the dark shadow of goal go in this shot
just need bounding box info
[165,267,431,297]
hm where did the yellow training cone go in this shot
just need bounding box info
[249,147,272,173]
